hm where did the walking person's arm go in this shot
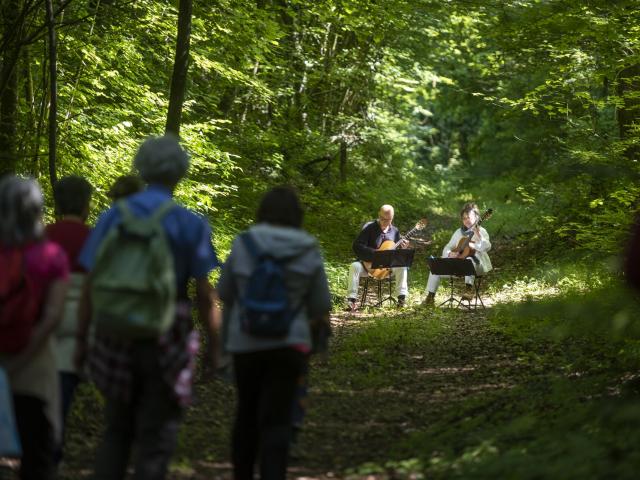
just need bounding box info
[5,279,68,374]
[196,277,221,371]
[73,275,92,371]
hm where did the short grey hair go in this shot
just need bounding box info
[379,204,394,217]
[133,135,190,186]
[0,175,45,246]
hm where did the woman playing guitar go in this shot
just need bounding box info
[423,202,493,306]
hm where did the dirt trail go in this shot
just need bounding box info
[51,304,527,480]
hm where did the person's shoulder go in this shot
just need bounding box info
[172,204,210,227]
[95,204,120,224]
[26,239,68,266]
[361,220,377,231]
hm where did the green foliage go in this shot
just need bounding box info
[7,1,640,476]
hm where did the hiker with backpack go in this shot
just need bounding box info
[0,175,70,480]
[45,175,93,464]
[217,186,332,480]
[74,136,221,480]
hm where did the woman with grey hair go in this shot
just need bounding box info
[0,175,70,480]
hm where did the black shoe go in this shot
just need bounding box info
[397,295,406,308]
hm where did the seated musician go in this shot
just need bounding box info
[346,204,409,310]
[423,202,492,306]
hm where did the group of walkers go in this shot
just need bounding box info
[0,135,332,480]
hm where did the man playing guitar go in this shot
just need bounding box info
[423,202,492,306]
[346,204,409,310]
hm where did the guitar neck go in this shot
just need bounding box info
[394,226,418,249]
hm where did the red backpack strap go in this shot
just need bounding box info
[0,247,25,298]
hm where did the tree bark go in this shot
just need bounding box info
[339,138,347,182]
[45,0,57,185]
[0,0,22,176]
[617,64,640,140]
[617,64,640,163]
[165,0,192,138]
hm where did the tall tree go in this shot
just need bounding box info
[45,0,57,185]
[0,0,23,176]
[165,0,192,137]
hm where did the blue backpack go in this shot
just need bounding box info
[240,233,302,338]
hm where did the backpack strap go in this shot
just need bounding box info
[149,200,176,222]
[0,247,27,300]
[116,199,176,224]
[240,232,262,260]
[115,199,135,223]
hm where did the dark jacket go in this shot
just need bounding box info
[352,220,400,262]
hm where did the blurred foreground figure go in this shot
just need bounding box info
[218,186,331,480]
[46,175,93,464]
[0,176,70,480]
[75,136,221,480]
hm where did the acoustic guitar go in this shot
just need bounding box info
[454,208,493,259]
[364,218,428,279]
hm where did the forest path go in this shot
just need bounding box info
[49,242,544,479]
[57,300,525,480]
[280,306,525,478]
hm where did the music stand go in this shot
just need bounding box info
[427,257,482,309]
[361,249,415,308]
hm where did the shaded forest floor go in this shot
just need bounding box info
[4,240,639,479]
[59,304,526,479]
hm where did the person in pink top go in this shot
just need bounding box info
[0,175,69,480]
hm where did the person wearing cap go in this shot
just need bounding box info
[75,136,221,479]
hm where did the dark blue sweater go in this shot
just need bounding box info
[352,220,401,262]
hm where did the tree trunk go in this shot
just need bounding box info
[45,0,57,186]
[617,64,640,163]
[339,138,347,182]
[617,64,640,140]
[165,0,192,138]
[0,0,22,176]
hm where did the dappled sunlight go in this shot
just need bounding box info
[489,277,561,305]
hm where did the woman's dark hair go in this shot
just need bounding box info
[460,202,480,219]
[108,175,144,201]
[53,175,93,217]
[256,186,303,228]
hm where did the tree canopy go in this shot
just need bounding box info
[2,0,640,477]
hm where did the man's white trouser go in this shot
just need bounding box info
[346,261,408,299]
[424,272,475,294]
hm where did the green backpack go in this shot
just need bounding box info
[91,199,177,339]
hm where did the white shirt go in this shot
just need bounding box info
[442,226,492,275]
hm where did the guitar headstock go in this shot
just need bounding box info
[479,209,494,223]
[414,218,428,230]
